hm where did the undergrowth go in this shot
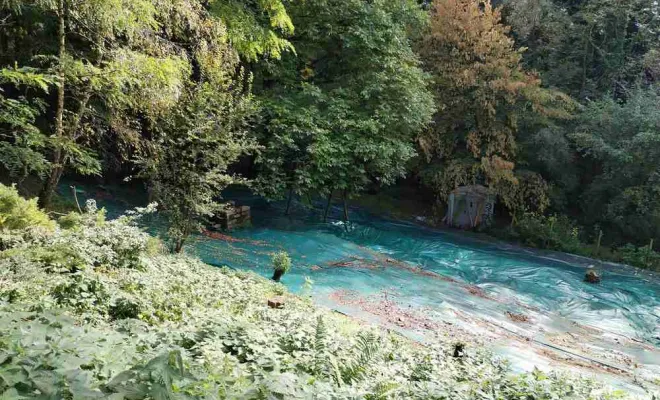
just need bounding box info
[0,184,650,399]
[491,213,660,272]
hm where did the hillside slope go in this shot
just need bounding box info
[0,185,640,399]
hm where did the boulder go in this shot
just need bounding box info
[505,311,529,323]
[584,269,601,284]
[267,296,285,309]
[453,342,465,358]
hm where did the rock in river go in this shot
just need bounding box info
[584,269,601,284]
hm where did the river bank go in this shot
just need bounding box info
[49,181,660,395]
[4,183,648,399]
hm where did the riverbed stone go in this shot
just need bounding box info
[584,269,601,284]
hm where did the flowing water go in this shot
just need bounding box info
[64,183,660,393]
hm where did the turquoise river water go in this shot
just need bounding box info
[62,183,660,393]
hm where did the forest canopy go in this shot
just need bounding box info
[1,0,659,265]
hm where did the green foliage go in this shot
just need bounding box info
[496,0,660,252]
[32,243,88,273]
[57,211,84,230]
[503,213,582,253]
[108,297,142,320]
[503,0,660,100]
[492,213,660,271]
[0,67,54,182]
[619,244,660,272]
[0,184,54,231]
[1,0,657,259]
[569,87,660,246]
[104,350,198,398]
[338,332,380,385]
[0,0,197,207]
[135,4,259,253]
[0,198,632,399]
[253,0,434,206]
[271,251,291,273]
[52,274,111,314]
[211,0,295,61]
[143,78,257,252]
[419,0,574,216]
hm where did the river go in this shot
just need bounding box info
[63,182,660,394]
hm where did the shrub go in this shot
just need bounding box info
[109,297,142,320]
[32,243,87,273]
[272,251,292,273]
[51,274,110,313]
[57,211,83,230]
[508,213,582,253]
[619,244,660,271]
[492,213,660,271]
[0,183,54,231]
[271,251,292,282]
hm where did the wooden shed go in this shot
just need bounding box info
[445,185,496,229]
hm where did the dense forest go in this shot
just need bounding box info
[0,0,659,268]
[1,1,660,398]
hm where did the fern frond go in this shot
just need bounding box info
[365,381,400,400]
[313,315,327,375]
[340,332,380,384]
[327,353,344,387]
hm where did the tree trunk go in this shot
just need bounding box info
[342,189,349,222]
[70,88,92,139]
[272,269,285,282]
[323,191,333,222]
[285,187,294,216]
[39,0,66,209]
[174,237,186,253]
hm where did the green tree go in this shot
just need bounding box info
[503,0,660,99]
[145,84,256,253]
[570,87,660,245]
[253,0,434,221]
[498,0,660,245]
[0,67,54,185]
[0,1,190,207]
[141,20,258,253]
[211,0,295,61]
[419,0,573,219]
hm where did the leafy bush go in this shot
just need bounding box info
[272,251,292,273]
[619,244,660,272]
[52,274,110,313]
[108,297,142,320]
[32,243,87,273]
[0,184,54,231]
[508,213,582,253]
[0,200,650,399]
[492,213,660,271]
[57,211,84,230]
